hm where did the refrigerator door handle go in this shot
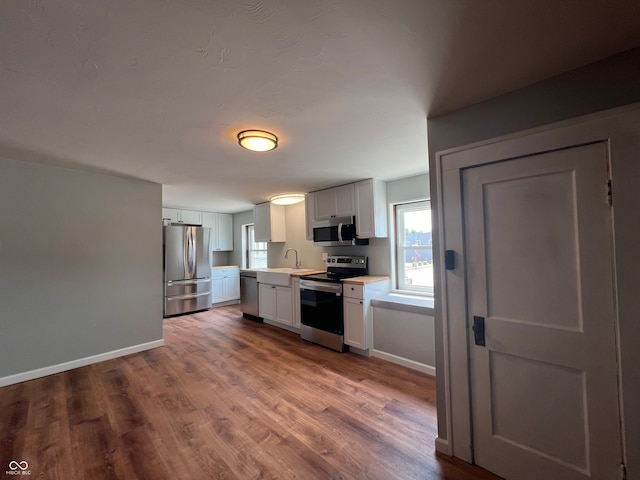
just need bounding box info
[166,291,211,301]
[185,227,195,278]
[190,228,196,276]
[183,228,189,278]
[167,278,211,286]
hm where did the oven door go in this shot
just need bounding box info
[300,280,343,334]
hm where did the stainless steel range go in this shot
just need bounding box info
[299,255,368,352]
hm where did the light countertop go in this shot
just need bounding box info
[343,275,390,285]
[289,269,325,277]
[239,268,325,276]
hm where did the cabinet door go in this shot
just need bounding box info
[217,213,233,251]
[254,203,272,242]
[335,184,355,217]
[201,211,216,229]
[355,178,387,239]
[162,208,179,223]
[344,297,366,349]
[305,192,316,240]
[275,286,293,325]
[254,203,286,242]
[355,179,375,238]
[314,188,336,220]
[224,274,240,301]
[211,276,225,304]
[259,283,277,320]
[179,209,203,225]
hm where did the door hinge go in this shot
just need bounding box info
[620,462,627,480]
[607,179,613,206]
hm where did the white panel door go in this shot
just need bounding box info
[462,142,621,480]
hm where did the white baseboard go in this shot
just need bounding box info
[0,339,165,387]
[371,349,436,377]
[435,437,451,456]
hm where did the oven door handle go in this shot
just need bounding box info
[300,282,342,295]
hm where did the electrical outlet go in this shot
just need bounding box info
[322,252,328,261]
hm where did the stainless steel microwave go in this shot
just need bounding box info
[312,216,361,246]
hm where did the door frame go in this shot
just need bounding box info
[433,103,640,470]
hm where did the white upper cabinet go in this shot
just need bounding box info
[162,208,203,225]
[355,178,388,238]
[305,179,387,239]
[254,202,286,242]
[335,184,356,217]
[202,212,233,251]
[314,184,355,220]
[216,213,233,250]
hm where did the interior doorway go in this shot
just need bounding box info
[461,143,621,479]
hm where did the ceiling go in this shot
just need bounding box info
[1,1,639,213]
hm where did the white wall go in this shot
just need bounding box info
[427,46,640,474]
[386,173,429,204]
[372,307,435,372]
[229,210,254,267]
[0,158,163,384]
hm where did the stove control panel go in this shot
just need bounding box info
[325,255,367,269]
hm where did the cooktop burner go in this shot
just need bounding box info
[299,272,358,283]
[300,255,368,283]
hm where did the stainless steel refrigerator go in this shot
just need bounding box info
[163,225,212,317]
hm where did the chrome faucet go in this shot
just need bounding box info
[285,248,301,269]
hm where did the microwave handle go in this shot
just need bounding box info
[337,223,343,243]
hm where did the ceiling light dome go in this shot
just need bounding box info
[237,130,278,152]
[269,193,306,205]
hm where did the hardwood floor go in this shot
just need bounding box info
[0,306,501,479]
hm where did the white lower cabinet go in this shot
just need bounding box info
[211,267,240,305]
[343,280,389,352]
[259,284,293,326]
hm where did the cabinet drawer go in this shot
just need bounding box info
[343,283,364,299]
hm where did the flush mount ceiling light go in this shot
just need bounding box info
[237,130,278,152]
[269,193,306,205]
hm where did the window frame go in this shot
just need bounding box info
[392,199,433,296]
[244,224,268,269]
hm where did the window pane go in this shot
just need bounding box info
[246,225,268,268]
[395,201,433,294]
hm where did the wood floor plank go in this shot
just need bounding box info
[0,305,501,479]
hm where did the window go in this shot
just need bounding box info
[394,200,433,295]
[245,224,268,268]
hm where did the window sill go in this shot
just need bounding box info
[371,293,435,315]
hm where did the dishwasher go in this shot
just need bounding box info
[239,270,261,320]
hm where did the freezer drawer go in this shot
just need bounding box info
[165,277,211,297]
[164,290,212,317]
